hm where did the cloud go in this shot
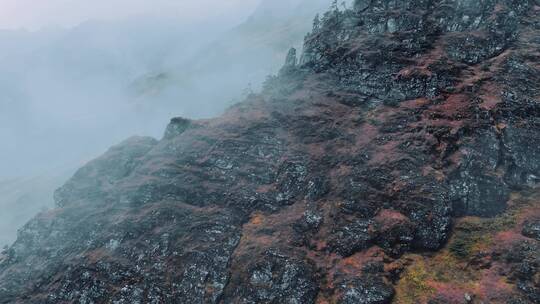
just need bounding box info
[0,0,261,30]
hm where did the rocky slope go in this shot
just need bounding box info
[0,173,70,248]
[1,0,539,303]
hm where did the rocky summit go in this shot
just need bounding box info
[1,0,539,303]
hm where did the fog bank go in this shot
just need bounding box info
[0,0,346,247]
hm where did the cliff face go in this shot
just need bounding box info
[1,1,539,303]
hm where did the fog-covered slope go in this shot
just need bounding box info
[0,0,339,178]
[0,173,71,248]
[130,0,344,118]
[0,0,339,257]
[0,16,232,250]
[1,1,539,303]
[0,16,233,178]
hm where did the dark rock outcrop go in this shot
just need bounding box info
[337,275,395,304]
[522,220,540,241]
[163,117,193,140]
[1,1,539,303]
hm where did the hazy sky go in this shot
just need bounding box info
[0,0,261,30]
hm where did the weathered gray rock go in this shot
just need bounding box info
[337,275,394,304]
[522,220,540,241]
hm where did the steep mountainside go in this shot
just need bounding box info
[130,0,339,118]
[1,1,539,303]
[0,13,256,252]
[0,173,70,248]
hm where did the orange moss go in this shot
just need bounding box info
[394,256,435,304]
[338,247,384,275]
[375,209,408,222]
[395,250,484,303]
[479,82,502,110]
[395,189,540,304]
[315,295,332,304]
[476,267,515,302]
[250,213,265,226]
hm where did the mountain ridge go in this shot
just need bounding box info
[1,1,539,303]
